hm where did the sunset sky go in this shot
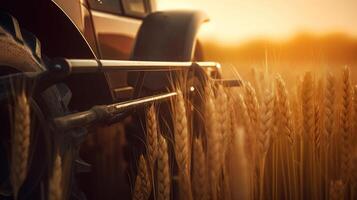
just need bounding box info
[157,0,357,44]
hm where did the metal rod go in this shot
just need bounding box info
[214,79,242,87]
[58,58,218,73]
[53,92,177,131]
[112,92,176,111]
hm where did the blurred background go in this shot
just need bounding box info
[157,0,357,79]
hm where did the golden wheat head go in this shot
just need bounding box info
[11,89,30,199]
[133,155,151,200]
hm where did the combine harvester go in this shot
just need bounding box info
[0,0,240,199]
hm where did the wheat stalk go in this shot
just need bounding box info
[157,134,170,200]
[234,93,255,159]
[257,88,274,200]
[11,89,30,199]
[172,89,193,200]
[204,84,220,200]
[192,138,209,200]
[276,74,299,199]
[322,73,337,200]
[314,78,324,154]
[301,72,316,199]
[133,155,151,200]
[329,180,345,200]
[258,89,274,158]
[350,147,357,199]
[216,85,229,168]
[243,81,260,199]
[233,92,257,200]
[250,67,263,103]
[49,152,63,200]
[172,90,190,174]
[314,78,325,199]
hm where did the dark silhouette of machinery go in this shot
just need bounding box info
[0,0,239,199]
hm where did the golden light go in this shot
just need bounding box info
[157,0,357,44]
[190,86,195,92]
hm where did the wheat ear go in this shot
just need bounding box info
[146,105,158,170]
[49,153,63,200]
[301,72,315,198]
[250,67,263,103]
[204,84,220,200]
[302,72,315,141]
[157,134,170,200]
[275,75,299,199]
[234,94,252,137]
[11,89,30,199]
[275,75,294,144]
[192,138,209,200]
[340,66,353,182]
[173,90,193,200]
[293,79,303,139]
[133,155,151,200]
[233,92,257,199]
[258,88,274,200]
[244,82,260,128]
[329,180,345,200]
[258,89,274,158]
[324,73,336,144]
[314,78,324,153]
[216,85,229,167]
[173,90,190,174]
[353,85,357,147]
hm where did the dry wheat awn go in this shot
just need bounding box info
[204,84,220,200]
[340,66,353,183]
[157,134,170,200]
[244,82,260,128]
[10,89,30,199]
[172,89,193,200]
[192,138,209,200]
[324,73,336,144]
[49,153,63,200]
[146,105,158,170]
[215,85,229,168]
[133,155,151,200]
[275,75,294,144]
[172,90,190,175]
[258,88,274,200]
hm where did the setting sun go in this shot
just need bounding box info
[157,0,357,43]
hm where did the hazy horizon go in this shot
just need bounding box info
[157,0,357,44]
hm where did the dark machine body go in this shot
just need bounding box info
[0,0,238,199]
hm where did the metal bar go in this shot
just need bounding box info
[214,79,242,87]
[111,92,176,111]
[59,58,218,73]
[53,92,177,131]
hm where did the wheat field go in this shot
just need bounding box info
[7,66,357,200]
[133,66,357,200]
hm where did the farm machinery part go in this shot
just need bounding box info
[2,57,241,131]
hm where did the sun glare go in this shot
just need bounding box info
[157,0,357,44]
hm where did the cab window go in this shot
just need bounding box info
[122,0,148,18]
[87,0,122,15]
